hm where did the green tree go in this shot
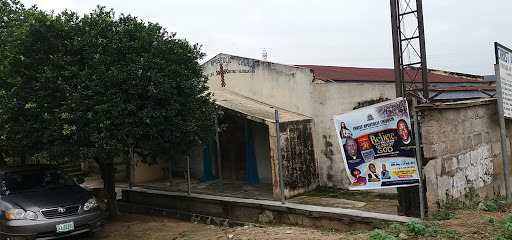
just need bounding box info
[1,5,218,217]
[0,0,39,166]
[67,7,218,216]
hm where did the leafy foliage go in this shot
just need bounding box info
[433,207,455,221]
[365,229,396,240]
[485,201,498,212]
[464,185,481,210]
[490,212,512,239]
[0,3,218,216]
[366,221,459,239]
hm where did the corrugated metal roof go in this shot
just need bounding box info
[411,86,496,91]
[296,65,486,83]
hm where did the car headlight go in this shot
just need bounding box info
[6,209,37,220]
[83,197,98,211]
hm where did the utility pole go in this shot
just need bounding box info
[390,0,429,218]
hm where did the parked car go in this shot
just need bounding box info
[0,164,103,239]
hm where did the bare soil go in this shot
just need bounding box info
[75,213,366,240]
[70,204,512,240]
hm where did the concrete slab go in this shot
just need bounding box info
[212,89,312,124]
[289,196,367,208]
[137,178,273,200]
[120,187,417,231]
[136,178,398,215]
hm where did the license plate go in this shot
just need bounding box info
[56,222,74,233]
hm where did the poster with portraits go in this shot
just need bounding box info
[334,98,419,190]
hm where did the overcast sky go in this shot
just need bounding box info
[21,0,512,76]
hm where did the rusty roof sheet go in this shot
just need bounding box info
[410,86,496,91]
[296,65,486,83]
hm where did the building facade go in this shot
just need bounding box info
[199,53,494,199]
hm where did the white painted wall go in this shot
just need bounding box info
[311,81,396,188]
[133,159,167,184]
[203,54,315,116]
[203,53,398,189]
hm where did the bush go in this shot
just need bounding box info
[485,217,496,224]
[504,222,512,239]
[434,208,454,220]
[405,221,426,237]
[485,201,498,212]
[464,186,481,210]
[385,223,403,237]
[403,221,458,238]
[366,229,397,240]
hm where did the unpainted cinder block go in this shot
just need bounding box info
[472,133,483,147]
[461,135,473,150]
[422,144,437,159]
[448,139,462,155]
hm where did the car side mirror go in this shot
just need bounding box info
[76,177,85,184]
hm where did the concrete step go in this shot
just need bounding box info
[120,188,417,231]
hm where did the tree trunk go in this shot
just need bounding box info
[20,155,26,165]
[0,151,7,166]
[95,158,119,218]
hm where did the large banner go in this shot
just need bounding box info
[334,98,419,190]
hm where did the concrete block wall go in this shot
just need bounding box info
[419,99,509,215]
[311,81,396,189]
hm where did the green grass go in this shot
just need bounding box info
[359,221,459,239]
[179,231,196,240]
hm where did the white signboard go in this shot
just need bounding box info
[496,43,512,119]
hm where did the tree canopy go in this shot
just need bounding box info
[0,1,219,216]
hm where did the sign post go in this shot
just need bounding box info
[495,42,512,201]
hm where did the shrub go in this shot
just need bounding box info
[484,201,498,212]
[405,221,426,237]
[366,229,397,240]
[434,208,454,220]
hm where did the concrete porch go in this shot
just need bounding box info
[136,177,273,200]
[119,187,414,232]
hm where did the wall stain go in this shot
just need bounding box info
[280,120,318,191]
[322,135,335,182]
[353,96,391,110]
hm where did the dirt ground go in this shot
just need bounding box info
[288,186,399,215]
[438,209,507,239]
[76,213,367,240]
[70,207,512,240]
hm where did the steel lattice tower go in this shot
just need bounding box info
[390,0,429,102]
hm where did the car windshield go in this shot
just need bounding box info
[0,169,76,195]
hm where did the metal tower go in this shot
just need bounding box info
[390,0,429,102]
[262,48,268,61]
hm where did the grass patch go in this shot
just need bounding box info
[366,221,459,239]
[179,231,196,240]
[366,229,396,240]
[484,217,497,224]
[434,207,455,221]
[486,212,512,239]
